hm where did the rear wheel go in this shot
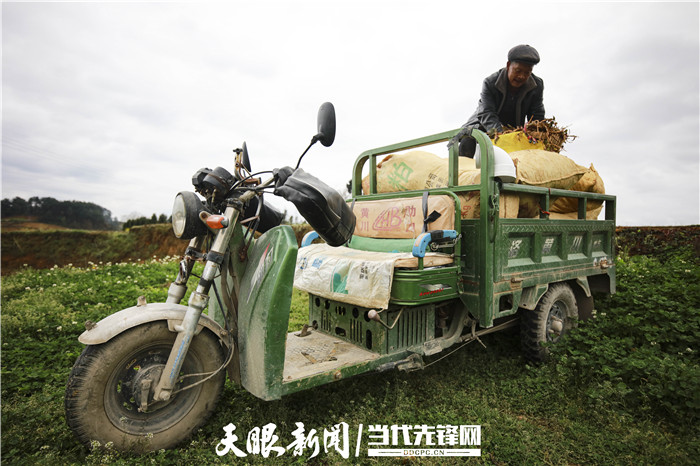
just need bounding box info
[521,283,578,363]
[65,322,226,451]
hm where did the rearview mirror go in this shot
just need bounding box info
[315,102,336,147]
[294,102,337,169]
[241,141,251,172]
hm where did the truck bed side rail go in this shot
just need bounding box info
[501,184,616,221]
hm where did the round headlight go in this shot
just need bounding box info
[171,191,208,239]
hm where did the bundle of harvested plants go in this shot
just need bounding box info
[495,118,576,153]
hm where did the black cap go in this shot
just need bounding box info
[508,44,540,65]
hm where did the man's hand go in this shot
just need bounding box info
[447,124,479,149]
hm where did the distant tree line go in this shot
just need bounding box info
[1,196,121,230]
[122,214,170,230]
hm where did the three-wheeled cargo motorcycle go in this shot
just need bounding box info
[65,103,616,451]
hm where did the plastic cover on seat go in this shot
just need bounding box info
[294,243,452,309]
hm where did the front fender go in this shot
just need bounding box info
[78,302,229,346]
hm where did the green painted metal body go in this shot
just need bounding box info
[210,128,616,400]
[235,226,298,400]
[350,129,616,328]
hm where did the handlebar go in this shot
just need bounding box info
[238,176,275,203]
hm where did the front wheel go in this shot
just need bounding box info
[520,283,579,363]
[65,321,226,451]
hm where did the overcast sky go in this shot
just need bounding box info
[2,1,698,226]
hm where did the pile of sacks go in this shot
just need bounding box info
[361,146,605,220]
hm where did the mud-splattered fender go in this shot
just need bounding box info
[78,302,229,346]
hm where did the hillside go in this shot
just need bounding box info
[1,223,184,274]
[2,220,697,274]
[2,217,72,232]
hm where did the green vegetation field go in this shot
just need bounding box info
[1,244,698,464]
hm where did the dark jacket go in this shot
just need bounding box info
[465,68,545,132]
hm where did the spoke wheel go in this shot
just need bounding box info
[65,322,226,451]
[521,283,578,363]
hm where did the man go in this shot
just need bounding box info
[450,44,545,157]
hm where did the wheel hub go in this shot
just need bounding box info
[546,301,567,342]
[132,364,166,412]
[549,316,563,333]
[104,342,204,435]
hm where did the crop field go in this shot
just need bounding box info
[1,244,699,464]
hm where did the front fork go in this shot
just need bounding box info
[153,206,240,401]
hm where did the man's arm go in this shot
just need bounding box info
[474,78,504,132]
[527,80,545,121]
[448,74,504,150]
